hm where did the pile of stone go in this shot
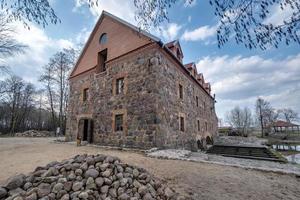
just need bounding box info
[15,130,55,137]
[0,154,183,200]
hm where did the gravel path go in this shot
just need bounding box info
[0,137,300,200]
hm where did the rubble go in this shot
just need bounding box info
[15,130,55,137]
[0,154,184,200]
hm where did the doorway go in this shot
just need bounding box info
[79,119,93,144]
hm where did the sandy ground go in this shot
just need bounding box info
[0,138,299,200]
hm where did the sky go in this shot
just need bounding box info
[1,0,300,124]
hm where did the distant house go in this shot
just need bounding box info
[268,120,300,133]
[65,11,218,150]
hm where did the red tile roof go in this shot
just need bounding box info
[271,120,299,127]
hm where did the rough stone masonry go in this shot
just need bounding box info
[65,11,218,150]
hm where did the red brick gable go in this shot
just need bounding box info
[70,11,159,78]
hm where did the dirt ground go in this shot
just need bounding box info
[0,138,299,200]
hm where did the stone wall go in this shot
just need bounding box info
[153,50,218,150]
[66,46,160,149]
[66,45,218,150]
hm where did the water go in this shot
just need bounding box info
[272,144,300,152]
[272,144,300,164]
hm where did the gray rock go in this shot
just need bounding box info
[5,174,25,190]
[100,185,109,194]
[138,186,148,196]
[23,182,33,190]
[143,193,154,200]
[104,156,114,163]
[95,177,104,187]
[164,187,174,198]
[72,182,83,192]
[132,169,139,178]
[25,192,37,200]
[86,157,95,165]
[67,172,76,181]
[57,177,67,183]
[74,169,83,176]
[84,169,99,178]
[37,183,51,198]
[61,193,70,200]
[94,155,106,162]
[52,183,64,193]
[78,191,89,199]
[99,163,110,171]
[0,187,7,198]
[120,178,128,186]
[63,181,72,192]
[57,189,67,198]
[80,163,88,171]
[86,177,96,190]
[118,193,130,200]
[102,169,112,178]
[108,188,117,198]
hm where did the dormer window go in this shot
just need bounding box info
[99,33,107,44]
[176,48,181,59]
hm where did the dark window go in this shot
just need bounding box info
[83,88,89,101]
[116,77,124,95]
[176,48,181,59]
[99,33,107,44]
[197,120,200,131]
[205,122,208,131]
[115,114,123,131]
[196,96,199,107]
[180,116,184,132]
[179,84,183,99]
[98,49,107,72]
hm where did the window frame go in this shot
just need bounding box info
[115,114,124,132]
[179,84,183,99]
[97,49,107,73]
[99,33,107,44]
[82,88,89,102]
[116,77,125,95]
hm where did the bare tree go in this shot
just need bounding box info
[0,14,25,58]
[39,48,77,136]
[0,0,59,28]
[39,64,57,131]
[132,0,300,49]
[279,108,298,123]
[226,106,252,136]
[255,98,278,137]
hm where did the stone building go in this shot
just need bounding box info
[66,11,218,150]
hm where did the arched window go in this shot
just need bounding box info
[99,33,107,44]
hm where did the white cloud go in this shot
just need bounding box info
[196,54,300,120]
[181,25,216,41]
[3,22,74,85]
[188,16,192,23]
[160,23,182,41]
[73,0,136,23]
[264,3,294,26]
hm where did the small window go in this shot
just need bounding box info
[116,77,124,95]
[196,96,199,107]
[176,48,181,59]
[98,49,107,72]
[205,122,208,131]
[180,116,185,132]
[83,88,89,101]
[197,120,200,131]
[179,84,183,99]
[99,33,107,44]
[115,114,123,131]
